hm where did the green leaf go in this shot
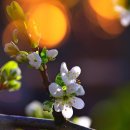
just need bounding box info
[55,73,65,87]
[1,61,18,76]
[43,100,53,112]
[0,61,22,91]
[8,80,21,91]
[40,48,49,64]
[42,110,53,119]
[10,69,21,80]
[6,1,25,21]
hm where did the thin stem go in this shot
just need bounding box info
[39,64,66,125]
[40,65,50,91]
[0,84,6,91]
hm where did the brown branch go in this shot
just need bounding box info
[39,64,67,125]
[0,84,7,91]
[40,65,50,91]
[0,114,94,130]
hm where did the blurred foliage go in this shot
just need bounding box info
[6,1,25,21]
[25,101,53,119]
[0,61,22,91]
[91,85,130,130]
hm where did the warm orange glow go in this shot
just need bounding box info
[88,0,119,20]
[113,0,126,7]
[2,21,32,51]
[60,0,80,8]
[83,0,124,38]
[27,0,69,48]
[2,21,18,45]
[97,15,124,36]
[15,0,43,11]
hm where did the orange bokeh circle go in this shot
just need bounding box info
[27,0,70,48]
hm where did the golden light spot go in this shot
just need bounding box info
[83,0,124,38]
[27,0,70,48]
[97,15,124,36]
[60,0,80,8]
[88,0,119,20]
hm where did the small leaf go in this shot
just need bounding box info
[8,80,21,91]
[1,61,18,76]
[0,61,22,91]
[40,48,49,64]
[6,1,25,21]
[55,73,65,87]
[43,100,53,112]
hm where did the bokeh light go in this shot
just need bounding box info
[83,0,124,38]
[60,0,80,8]
[97,15,124,36]
[2,21,32,51]
[88,0,119,20]
[27,0,70,48]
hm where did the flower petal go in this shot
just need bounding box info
[66,83,79,94]
[27,52,42,69]
[75,116,92,128]
[60,62,68,74]
[62,104,73,119]
[49,83,63,97]
[25,101,43,116]
[120,11,130,27]
[46,49,58,59]
[75,84,85,96]
[71,97,85,109]
[54,100,64,112]
[62,74,76,86]
[69,66,81,80]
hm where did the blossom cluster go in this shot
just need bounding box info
[4,41,58,70]
[46,62,85,119]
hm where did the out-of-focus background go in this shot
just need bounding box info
[0,0,130,129]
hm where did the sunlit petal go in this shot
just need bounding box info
[71,97,85,109]
[54,100,64,112]
[49,83,63,97]
[69,66,81,79]
[60,62,68,74]
[27,52,42,69]
[62,104,73,119]
[46,49,58,59]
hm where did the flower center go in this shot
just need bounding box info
[34,59,37,62]
[63,95,69,101]
[62,85,67,91]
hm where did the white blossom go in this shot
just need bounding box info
[49,62,85,119]
[46,49,58,59]
[60,62,81,85]
[114,5,130,27]
[27,52,42,69]
[25,101,43,116]
[74,116,92,128]
[4,42,20,57]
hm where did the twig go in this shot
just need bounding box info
[39,64,67,125]
[0,114,93,130]
[40,65,50,91]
